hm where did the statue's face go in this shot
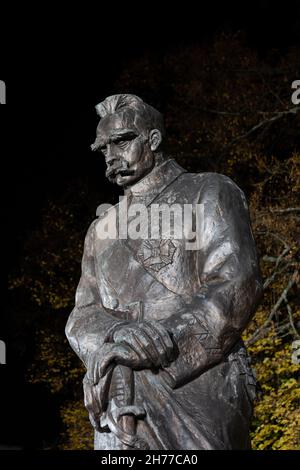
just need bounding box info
[96,111,155,187]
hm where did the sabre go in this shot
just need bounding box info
[100,301,149,450]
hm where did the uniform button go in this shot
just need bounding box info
[111,298,119,309]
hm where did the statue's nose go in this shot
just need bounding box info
[106,155,116,166]
[105,146,117,166]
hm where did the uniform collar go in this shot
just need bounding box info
[124,158,186,200]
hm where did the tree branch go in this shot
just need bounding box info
[283,293,300,339]
[246,270,299,346]
[214,107,299,166]
[270,207,300,214]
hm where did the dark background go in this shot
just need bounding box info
[1,0,300,450]
[4,1,300,266]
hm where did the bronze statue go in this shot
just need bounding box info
[65,94,263,450]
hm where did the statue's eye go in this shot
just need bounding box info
[116,140,129,148]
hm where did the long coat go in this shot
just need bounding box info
[66,158,263,450]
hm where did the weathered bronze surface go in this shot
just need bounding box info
[66,94,263,450]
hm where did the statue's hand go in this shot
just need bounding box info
[112,321,175,369]
[83,373,108,431]
[83,322,174,429]
[86,342,153,384]
[83,343,141,430]
[83,344,116,430]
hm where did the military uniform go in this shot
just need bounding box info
[66,158,262,450]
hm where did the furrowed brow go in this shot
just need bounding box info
[92,129,138,151]
[110,129,138,141]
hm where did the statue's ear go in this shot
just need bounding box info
[149,129,162,151]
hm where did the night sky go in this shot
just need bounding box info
[3,2,300,270]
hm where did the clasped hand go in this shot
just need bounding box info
[87,320,174,385]
[84,320,175,429]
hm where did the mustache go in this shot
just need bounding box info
[105,160,135,180]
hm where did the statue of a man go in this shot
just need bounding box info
[66,94,263,450]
